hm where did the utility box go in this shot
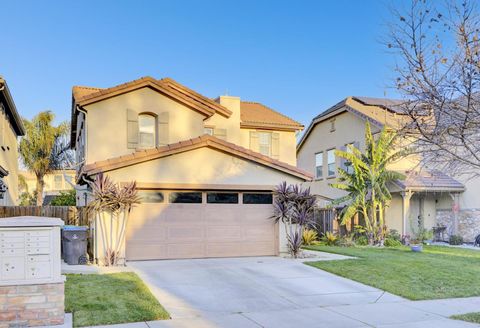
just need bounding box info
[0,216,66,327]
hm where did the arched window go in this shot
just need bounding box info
[138,114,156,148]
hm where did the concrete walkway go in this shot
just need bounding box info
[90,255,479,327]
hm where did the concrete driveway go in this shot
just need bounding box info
[128,256,480,328]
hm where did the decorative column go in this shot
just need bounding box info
[449,193,460,235]
[401,190,414,236]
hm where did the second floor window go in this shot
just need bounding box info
[54,175,62,190]
[258,132,272,156]
[204,127,214,135]
[315,152,323,179]
[327,149,336,176]
[138,114,156,149]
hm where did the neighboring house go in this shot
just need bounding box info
[297,96,476,241]
[0,76,25,206]
[19,170,76,205]
[70,76,309,261]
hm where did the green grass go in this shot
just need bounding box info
[451,312,480,324]
[65,272,170,327]
[304,245,480,300]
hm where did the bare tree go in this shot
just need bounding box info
[387,0,480,177]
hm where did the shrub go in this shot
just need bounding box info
[355,235,368,246]
[302,229,319,246]
[387,229,401,241]
[322,231,338,246]
[50,190,76,206]
[384,237,402,247]
[337,235,355,247]
[449,235,464,245]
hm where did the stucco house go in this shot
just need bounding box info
[0,76,25,206]
[297,96,479,242]
[19,169,76,205]
[70,76,310,261]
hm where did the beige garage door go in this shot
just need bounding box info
[125,191,278,260]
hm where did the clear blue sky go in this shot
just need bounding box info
[0,0,398,127]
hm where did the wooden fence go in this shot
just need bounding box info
[312,208,337,235]
[0,206,92,226]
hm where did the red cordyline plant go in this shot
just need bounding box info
[87,173,140,266]
[271,182,317,258]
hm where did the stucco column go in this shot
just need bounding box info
[449,193,460,235]
[401,190,414,236]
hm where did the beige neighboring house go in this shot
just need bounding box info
[0,76,25,206]
[19,170,76,204]
[297,96,479,242]
[70,76,310,261]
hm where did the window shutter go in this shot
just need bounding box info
[126,108,138,149]
[250,131,259,152]
[213,128,227,141]
[271,133,280,160]
[158,112,169,146]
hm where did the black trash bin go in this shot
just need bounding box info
[62,226,88,265]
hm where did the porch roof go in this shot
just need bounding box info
[393,170,465,193]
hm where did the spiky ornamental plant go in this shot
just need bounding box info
[87,173,141,266]
[271,182,317,258]
[331,122,405,245]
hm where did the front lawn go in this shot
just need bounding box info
[304,245,480,300]
[451,312,480,324]
[65,272,170,327]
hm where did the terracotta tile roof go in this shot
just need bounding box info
[240,101,303,131]
[72,76,231,118]
[394,170,464,192]
[80,135,312,181]
[71,77,233,148]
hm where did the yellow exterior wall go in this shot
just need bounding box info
[84,88,205,164]
[80,88,298,167]
[105,147,304,187]
[19,170,76,194]
[0,107,20,206]
[239,129,297,166]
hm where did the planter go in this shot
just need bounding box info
[410,244,423,252]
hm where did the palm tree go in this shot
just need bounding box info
[19,111,73,205]
[331,122,405,244]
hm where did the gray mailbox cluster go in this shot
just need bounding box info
[0,216,64,286]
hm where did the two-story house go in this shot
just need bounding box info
[19,169,76,205]
[0,76,25,206]
[71,76,310,261]
[297,96,475,241]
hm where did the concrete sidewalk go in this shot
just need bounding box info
[88,255,479,327]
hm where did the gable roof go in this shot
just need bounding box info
[0,76,25,136]
[80,134,312,181]
[71,77,232,147]
[240,101,303,131]
[297,96,410,151]
[393,170,464,192]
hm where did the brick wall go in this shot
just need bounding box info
[0,282,64,327]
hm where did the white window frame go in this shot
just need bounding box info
[258,132,272,156]
[315,152,323,179]
[138,114,156,149]
[327,148,336,177]
[204,127,214,135]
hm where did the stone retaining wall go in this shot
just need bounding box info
[436,209,480,242]
[0,282,64,327]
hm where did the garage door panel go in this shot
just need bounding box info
[126,195,277,260]
[127,226,167,242]
[206,226,242,241]
[167,243,206,258]
[243,226,275,241]
[167,226,204,241]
